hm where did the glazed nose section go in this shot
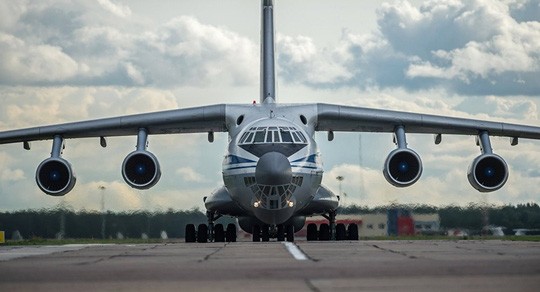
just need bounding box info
[255,152,292,185]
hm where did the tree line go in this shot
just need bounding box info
[0,203,538,239]
[340,203,540,231]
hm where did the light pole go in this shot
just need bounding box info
[99,185,106,239]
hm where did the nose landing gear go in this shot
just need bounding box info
[252,224,295,242]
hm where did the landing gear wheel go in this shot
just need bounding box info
[261,225,270,242]
[347,223,359,240]
[336,223,347,241]
[306,223,318,241]
[185,224,196,243]
[197,224,208,243]
[252,225,261,242]
[226,223,237,242]
[319,223,330,241]
[286,225,295,242]
[277,224,285,241]
[214,224,225,242]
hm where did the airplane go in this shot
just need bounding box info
[1,0,540,242]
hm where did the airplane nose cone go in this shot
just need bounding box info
[256,152,292,185]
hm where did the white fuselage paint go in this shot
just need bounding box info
[220,104,325,225]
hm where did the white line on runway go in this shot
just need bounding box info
[282,242,309,261]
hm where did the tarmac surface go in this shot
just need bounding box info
[1,240,539,291]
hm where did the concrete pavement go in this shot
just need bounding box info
[0,240,539,291]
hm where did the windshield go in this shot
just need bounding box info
[239,126,307,145]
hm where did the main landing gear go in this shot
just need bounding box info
[185,211,237,243]
[251,224,295,242]
[306,210,359,241]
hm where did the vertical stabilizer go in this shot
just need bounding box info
[260,0,276,104]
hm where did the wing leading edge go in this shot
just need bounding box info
[0,104,228,145]
[316,103,540,140]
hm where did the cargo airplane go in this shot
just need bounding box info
[1,0,539,242]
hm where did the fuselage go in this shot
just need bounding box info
[221,104,323,225]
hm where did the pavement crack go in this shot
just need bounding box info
[304,279,321,292]
[371,244,418,259]
[199,243,228,262]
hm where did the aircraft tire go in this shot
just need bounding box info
[348,223,359,240]
[226,223,237,242]
[197,224,208,243]
[286,225,294,242]
[336,223,347,240]
[306,223,318,241]
[261,225,270,242]
[185,224,196,243]
[214,224,225,242]
[319,223,330,241]
[277,224,285,241]
[252,225,261,242]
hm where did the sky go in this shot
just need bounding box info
[0,0,539,212]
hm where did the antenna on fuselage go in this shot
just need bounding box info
[260,0,276,104]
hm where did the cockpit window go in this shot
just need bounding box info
[280,129,292,143]
[239,126,307,145]
[253,129,266,143]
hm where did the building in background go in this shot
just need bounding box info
[302,209,440,238]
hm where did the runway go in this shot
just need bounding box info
[1,240,539,291]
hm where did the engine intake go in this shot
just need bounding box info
[383,148,423,187]
[36,157,76,196]
[122,150,161,189]
[467,154,508,192]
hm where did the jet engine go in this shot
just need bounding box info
[122,150,161,189]
[36,157,76,196]
[383,126,423,187]
[383,148,423,187]
[467,154,508,192]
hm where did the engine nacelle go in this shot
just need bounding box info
[383,148,423,187]
[35,157,76,196]
[122,150,161,189]
[467,154,508,192]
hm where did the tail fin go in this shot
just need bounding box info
[260,0,276,104]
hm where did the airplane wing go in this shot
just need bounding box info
[316,103,540,140]
[316,103,540,192]
[0,104,228,145]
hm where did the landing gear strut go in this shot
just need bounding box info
[184,211,237,243]
[306,210,359,241]
[321,210,337,240]
[206,211,222,242]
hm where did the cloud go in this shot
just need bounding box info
[97,0,131,18]
[1,168,26,182]
[176,167,207,183]
[0,1,258,87]
[276,0,540,96]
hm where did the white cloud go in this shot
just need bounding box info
[275,0,540,96]
[1,168,26,182]
[0,33,80,83]
[97,0,131,18]
[176,167,207,183]
[0,2,258,87]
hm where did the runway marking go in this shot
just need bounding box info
[282,242,309,261]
